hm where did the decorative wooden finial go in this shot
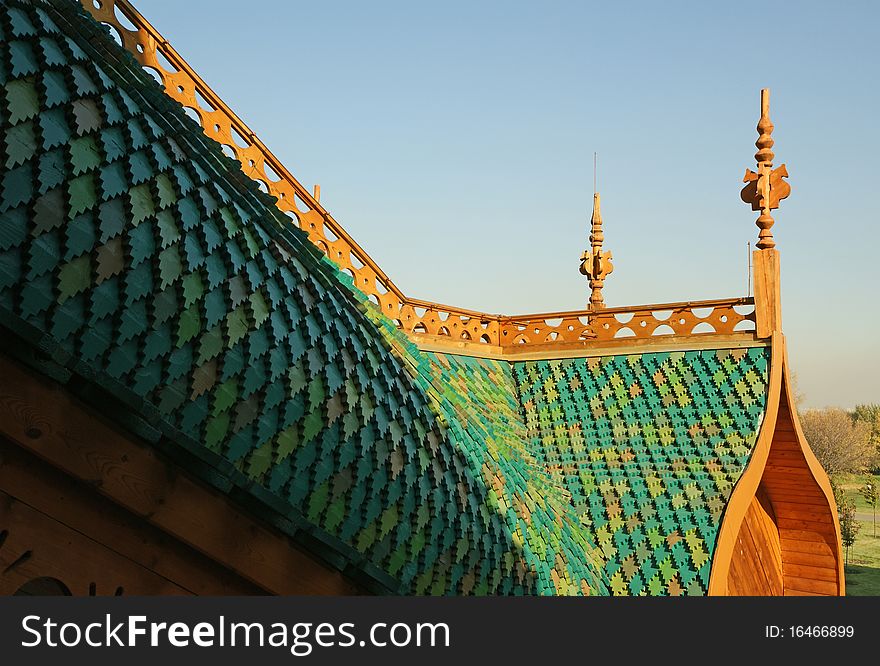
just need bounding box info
[579,193,613,309]
[741,88,791,249]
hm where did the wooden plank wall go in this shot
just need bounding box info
[0,354,361,596]
[0,438,263,595]
[727,485,783,595]
[766,396,840,595]
[727,393,840,596]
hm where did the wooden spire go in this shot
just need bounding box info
[579,193,614,310]
[741,89,791,249]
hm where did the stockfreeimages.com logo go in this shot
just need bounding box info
[21,615,450,655]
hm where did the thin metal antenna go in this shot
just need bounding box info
[593,152,597,194]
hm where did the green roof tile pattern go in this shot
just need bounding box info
[393,345,609,595]
[0,0,770,595]
[512,349,769,595]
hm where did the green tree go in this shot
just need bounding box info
[853,404,880,469]
[800,408,875,475]
[861,481,878,538]
[839,497,861,567]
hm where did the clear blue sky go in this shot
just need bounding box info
[134,0,878,409]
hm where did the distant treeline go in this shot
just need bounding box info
[800,404,880,476]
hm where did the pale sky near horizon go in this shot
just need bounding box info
[131,0,879,409]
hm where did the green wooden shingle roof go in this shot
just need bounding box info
[0,0,769,595]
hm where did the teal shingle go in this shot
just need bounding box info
[0,0,773,598]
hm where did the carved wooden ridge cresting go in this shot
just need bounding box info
[81,0,760,351]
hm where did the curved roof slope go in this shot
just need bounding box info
[0,0,610,595]
[0,0,771,594]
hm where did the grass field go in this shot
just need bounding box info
[832,473,880,596]
[834,472,880,512]
[843,520,880,596]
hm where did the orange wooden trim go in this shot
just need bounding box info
[415,332,766,362]
[707,332,784,595]
[79,0,765,351]
[498,297,755,322]
[88,0,407,303]
[752,249,781,338]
